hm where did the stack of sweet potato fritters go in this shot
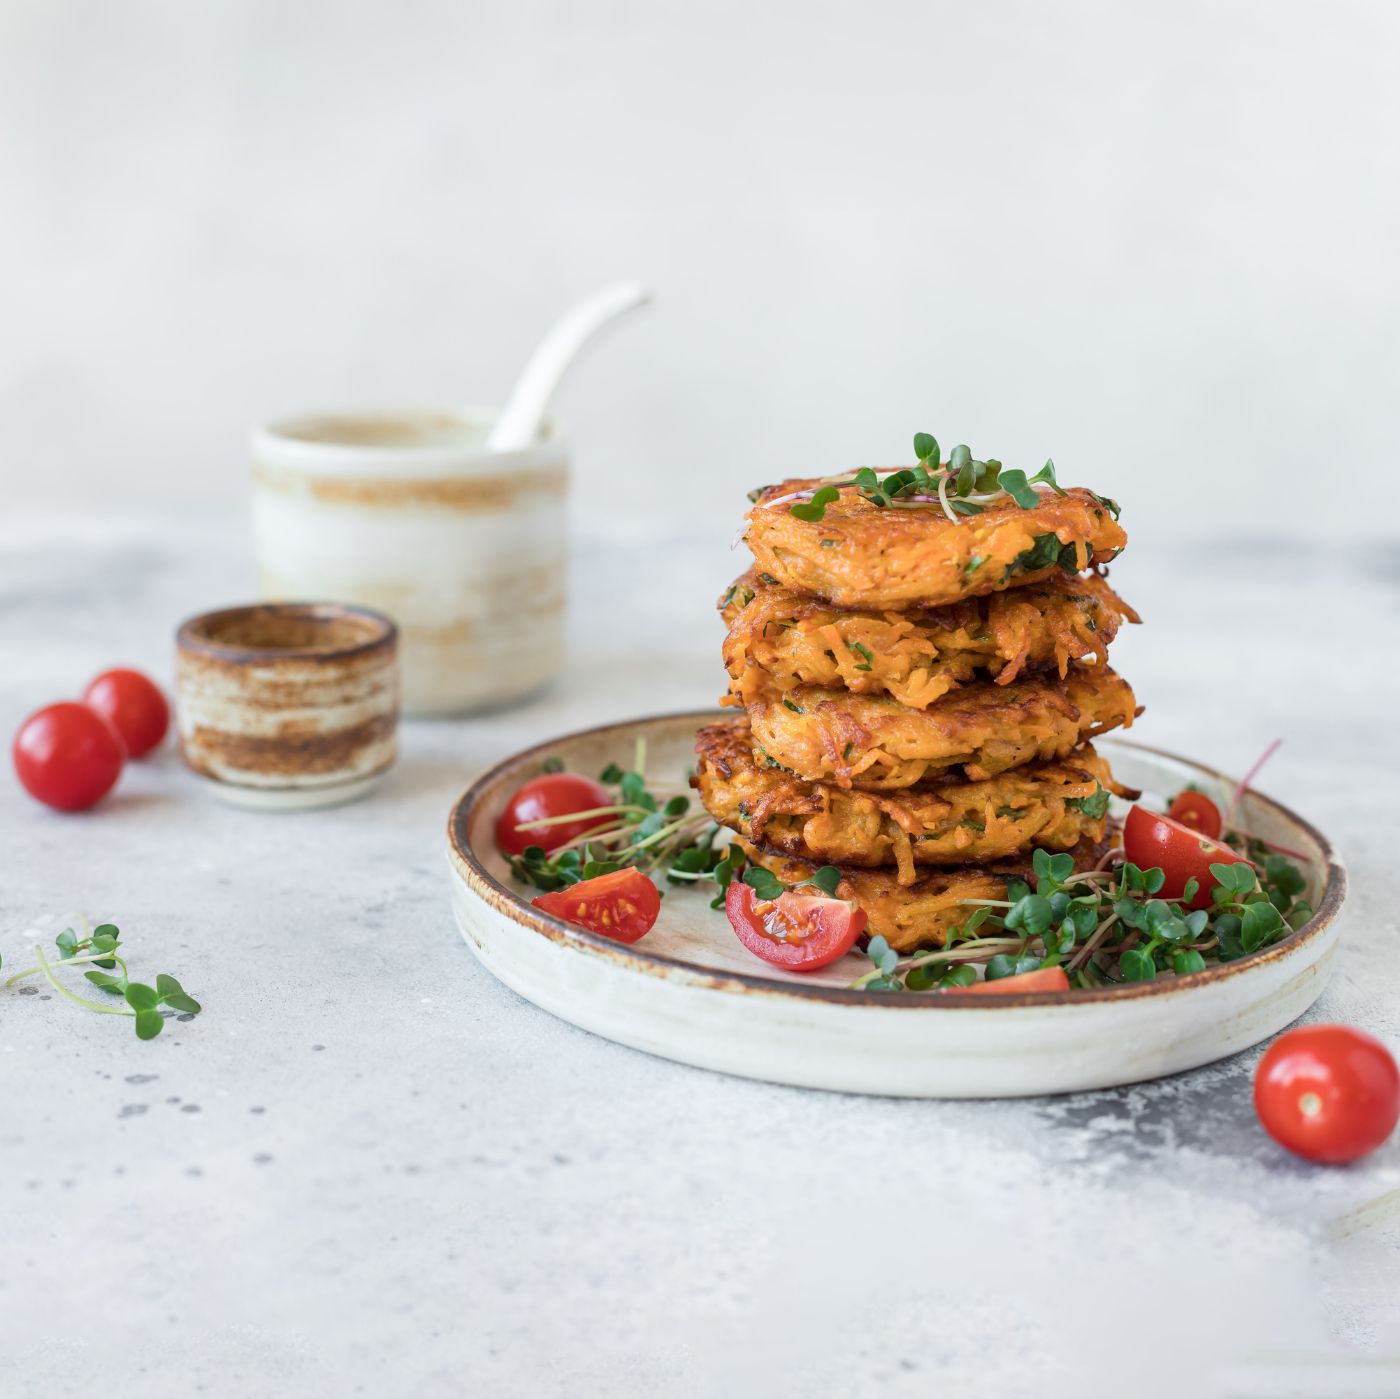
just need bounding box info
[694,467,1141,953]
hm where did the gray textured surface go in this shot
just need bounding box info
[1,510,1398,1398]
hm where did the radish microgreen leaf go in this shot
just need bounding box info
[2,922,203,1040]
[848,812,1312,993]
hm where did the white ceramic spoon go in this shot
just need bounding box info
[487,281,653,452]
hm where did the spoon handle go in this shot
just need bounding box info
[487,281,653,452]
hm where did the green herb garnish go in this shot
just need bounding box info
[1002,532,1083,580]
[3,921,202,1040]
[788,486,840,522]
[764,432,1106,529]
[850,839,1312,993]
[507,738,734,900]
[996,459,1066,508]
[744,862,844,902]
[1064,785,1111,819]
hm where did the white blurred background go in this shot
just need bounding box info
[2,0,1397,548]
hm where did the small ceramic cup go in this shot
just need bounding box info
[175,602,399,809]
[250,408,567,716]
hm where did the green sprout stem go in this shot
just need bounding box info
[935,471,957,525]
[5,947,126,988]
[33,944,133,1017]
[514,803,654,830]
[848,936,1025,990]
[1066,913,1120,973]
[626,814,702,854]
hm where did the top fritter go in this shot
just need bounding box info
[743,462,1125,611]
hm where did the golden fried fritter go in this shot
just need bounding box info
[719,568,1137,710]
[743,477,1126,611]
[694,717,1130,883]
[745,665,1138,791]
[737,832,1117,953]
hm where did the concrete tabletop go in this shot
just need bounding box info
[2,509,1397,1399]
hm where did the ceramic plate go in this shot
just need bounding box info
[445,712,1346,1098]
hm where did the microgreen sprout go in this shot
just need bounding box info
[788,486,840,522]
[741,863,842,902]
[848,838,1314,993]
[505,757,855,916]
[505,749,738,906]
[2,919,202,1040]
[773,432,1079,525]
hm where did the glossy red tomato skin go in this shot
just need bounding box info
[950,965,1071,995]
[724,881,867,972]
[1167,790,1223,840]
[1123,804,1251,909]
[1254,1025,1400,1164]
[532,868,660,943]
[496,773,614,856]
[13,702,125,811]
[82,669,170,759]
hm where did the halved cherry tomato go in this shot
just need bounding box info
[13,702,125,811]
[949,965,1070,995]
[82,668,169,759]
[1254,1025,1400,1163]
[496,772,614,857]
[1167,789,1223,840]
[725,880,867,972]
[532,868,660,943]
[1122,804,1251,909]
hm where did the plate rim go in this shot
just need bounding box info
[446,708,1347,1009]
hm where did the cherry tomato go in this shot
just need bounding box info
[532,868,660,943]
[950,965,1071,995]
[725,880,867,972]
[1254,1025,1400,1164]
[496,772,614,857]
[13,702,125,811]
[1167,789,1223,840]
[82,668,170,759]
[1122,804,1251,909]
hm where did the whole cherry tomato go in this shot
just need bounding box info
[13,702,125,811]
[1122,804,1251,909]
[533,868,661,943]
[1167,789,1223,840]
[496,772,615,857]
[83,668,170,759]
[725,880,867,972]
[1254,1025,1400,1164]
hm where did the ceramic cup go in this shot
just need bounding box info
[175,602,399,809]
[250,408,567,716]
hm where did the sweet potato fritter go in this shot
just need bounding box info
[743,478,1126,611]
[719,568,1138,710]
[737,832,1117,953]
[746,665,1138,791]
[693,717,1132,883]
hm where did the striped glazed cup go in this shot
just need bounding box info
[251,408,566,715]
[175,602,399,809]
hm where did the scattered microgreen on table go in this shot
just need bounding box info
[2,919,202,1039]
